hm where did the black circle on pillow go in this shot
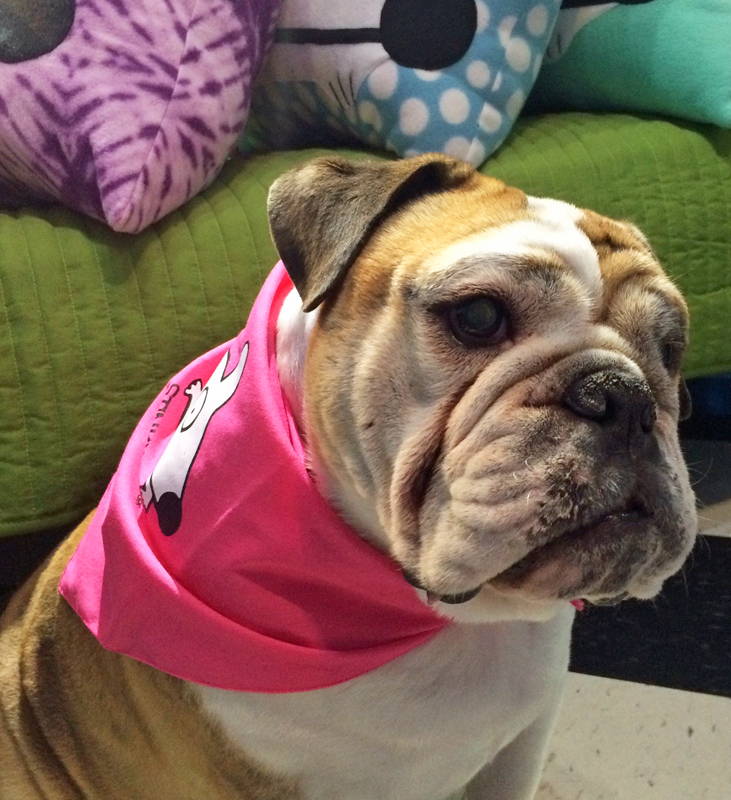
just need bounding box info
[0,0,76,64]
[380,0,477,71]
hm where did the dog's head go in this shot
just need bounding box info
[268,155,697,622]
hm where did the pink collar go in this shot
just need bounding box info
[60,263,449,693]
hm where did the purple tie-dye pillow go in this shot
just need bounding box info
[0,0,281,233]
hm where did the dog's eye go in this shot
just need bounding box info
[446,296,508,347]
[661,341,682,373]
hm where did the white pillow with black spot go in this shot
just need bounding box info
[241,0,560,166]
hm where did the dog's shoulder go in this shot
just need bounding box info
[0,520,299,800]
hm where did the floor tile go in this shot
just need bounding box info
[698,497,731,539]
[571,535,731,698]
[537,673,731,800]
[683,439,731,539]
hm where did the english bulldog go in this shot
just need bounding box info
[0,155,697,800]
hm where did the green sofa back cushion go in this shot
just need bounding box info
[1,112,730,537]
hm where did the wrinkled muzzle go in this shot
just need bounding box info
[406,350,697,609]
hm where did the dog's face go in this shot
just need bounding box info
[268,155,697,622]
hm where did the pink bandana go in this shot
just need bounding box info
[60,262,449,693]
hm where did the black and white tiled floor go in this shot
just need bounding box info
[537,439,731,799]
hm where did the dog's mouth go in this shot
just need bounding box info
[406,499,651,607]
[491,499,651,598]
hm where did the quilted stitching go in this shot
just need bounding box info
[0,114,729,537]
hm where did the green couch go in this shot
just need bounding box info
[1,112,730,552]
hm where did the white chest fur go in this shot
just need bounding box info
[193,609,573,800]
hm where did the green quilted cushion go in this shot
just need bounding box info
[1,112,730,537]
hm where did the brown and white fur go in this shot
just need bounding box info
[0,155,697,800]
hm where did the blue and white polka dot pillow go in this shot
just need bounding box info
[242,0,560,166]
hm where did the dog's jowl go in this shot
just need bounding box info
[0,156,696,800]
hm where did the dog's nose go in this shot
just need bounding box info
[380,0,477,70]
[563,369,656,436]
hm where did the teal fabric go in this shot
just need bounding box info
[531,0,731,127]
[243,0,560,166]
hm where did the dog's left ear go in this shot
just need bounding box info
[678,377,692,422]
[267,154,474,311]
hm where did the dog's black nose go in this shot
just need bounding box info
[564,369,656,436]
[380,0,477,70]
